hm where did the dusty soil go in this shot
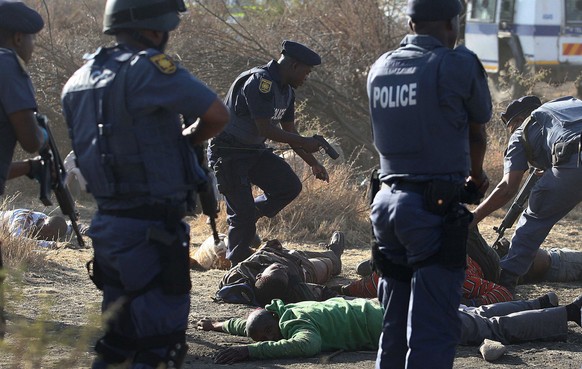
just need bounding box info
[0,195,581,369]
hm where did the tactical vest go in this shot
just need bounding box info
[62,46,206,203]
[223,65,293,145]
[521,96,582,169]
[369,45,469,176]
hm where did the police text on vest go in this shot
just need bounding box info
[372,83,417,108]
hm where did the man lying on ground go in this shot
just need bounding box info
[215,231,345,306]
[0,208,87,248]
[333,228,512,306]
[197,293,581,364]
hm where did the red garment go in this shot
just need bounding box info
[463,256,513,306]
[342,256,513,305]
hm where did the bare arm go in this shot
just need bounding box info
[467,122,489,194]
[188,98,230,145]
[256,118,321,153]
[9,109,45,153]
[471,170,525,226]
[196,318,225,332]
[280,120,328,182]
[7,161,32,180]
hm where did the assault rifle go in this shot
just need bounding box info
[492,167,540,245]
[35,114,86,248]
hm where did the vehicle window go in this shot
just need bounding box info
[499,0,514,23]
[469,0,497,22]
[566,0,582,23]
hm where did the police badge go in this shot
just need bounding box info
[149,54,177,74]
[259,77,272,93]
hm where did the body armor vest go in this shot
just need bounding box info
[369,45,469,176]
[63,46,206,204]
[522,96,582,169]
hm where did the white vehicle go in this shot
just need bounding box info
[464,0,582,99]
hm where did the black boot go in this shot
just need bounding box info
[498,269,519,295]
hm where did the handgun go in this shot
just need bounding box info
[313,134,340,160]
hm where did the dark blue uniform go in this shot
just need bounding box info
[0,48,37,195]
[501,96,582,284]
[367,35,491,369]
[208,60,302,265]
[62,45,217,369]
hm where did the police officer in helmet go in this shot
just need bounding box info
[61,0,229,367]
[208,40,330,267]
[367,0,491,367]
[0,0,49,339]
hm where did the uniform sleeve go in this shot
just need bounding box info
[439,47,492,125]
[221,318,248,336]
[247,324,322,359]
[125,53,217,120]
[0,54,37,114]
[280,91,295,123]
[503,129,530,174]
[241,74,275,119]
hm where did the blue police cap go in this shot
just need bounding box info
[407,0,462,22]
[0,0,43,34]
[281,40,321,66]
[500,95,542,126]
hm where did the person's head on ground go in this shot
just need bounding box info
[0,0,44,63]
[278,40,321,89]
[245,308,283,342]
[500,95,542,133]
[36,215,67,241]
[103,0,187,52]
[406,0,463,48]
[254,263,289,306]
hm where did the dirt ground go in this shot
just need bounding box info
[0,196,581,369]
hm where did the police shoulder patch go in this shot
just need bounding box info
[149,53,177,74]
[259,77,272,93]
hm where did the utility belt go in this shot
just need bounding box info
[98,204,186,224]
[552,135,582,166]
[213,132,266,150]
[370,173,472,273]
[381,181,425,195]
[90,203,191,296]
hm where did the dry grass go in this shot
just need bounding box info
[188,156,371,249]
[0,196,47,271]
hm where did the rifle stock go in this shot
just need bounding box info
[493,167,540,244]
[36,114,86,248]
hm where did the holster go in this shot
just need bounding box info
[371,241,413,282]
[410,202,473,270]
[86,258,104,291]
[424,180,460,216]
[147,223,191,295]
[552,136,581,166]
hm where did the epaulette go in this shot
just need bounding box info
[454,44,486,77]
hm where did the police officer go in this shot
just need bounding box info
[61,0,229,367]
[0,0,48,339]
[367,0,491,367]
[208,40,329,266]
[472,95,582,294]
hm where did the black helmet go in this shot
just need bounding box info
[103,0,186,35]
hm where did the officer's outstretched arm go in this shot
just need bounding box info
[468,122,489,195]
[258,118,321,153]
[188,98,230,145]
[9,109,46,153]
[471,170,524,226]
